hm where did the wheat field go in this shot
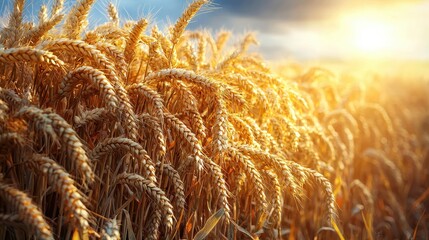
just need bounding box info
[0,0,428,239]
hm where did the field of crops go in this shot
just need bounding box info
[0,0,428,239]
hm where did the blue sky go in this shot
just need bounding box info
[1,0,429,61]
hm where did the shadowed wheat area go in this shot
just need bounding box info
[0,0,428,239]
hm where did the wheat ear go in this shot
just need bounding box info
[127,84,165,123]
[211,97,229,156]
[0,132,25,151]
[156,162,186,210]
[144,68,218,91]
[202,155,231,222]
[74,108,113,128]
[171,80,206,140]
[170,0,209,45]
[51,0,64,17]
[0,88,24,110]
[116,173,174,230]
[5,0,25,47]
[29,154,90,235]
[264,170,282,229]
[101,218,120,240]
[124,18,148,63]
[163,112,204,172]
[227,147,267,214]
[0,181,54,240]
[59,66,119,110]
[40,39,139,140]
[138,113,167,159]
[145,208,162,240]
[236,145,302,199]
[38,5,48,24]
[62,0,96,39]
[96,42,127,77]
[0,47,64,67]
[24,14,64,45]
[107,3,119,26]
[90,137,157,183]
[46,111,95,186]
[15,106,57,141]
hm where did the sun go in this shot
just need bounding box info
[353,20,390,53]
[345,13,395,56]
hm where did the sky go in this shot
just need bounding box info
[1,0,429,61]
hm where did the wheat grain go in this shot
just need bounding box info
[0,100,7,121]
